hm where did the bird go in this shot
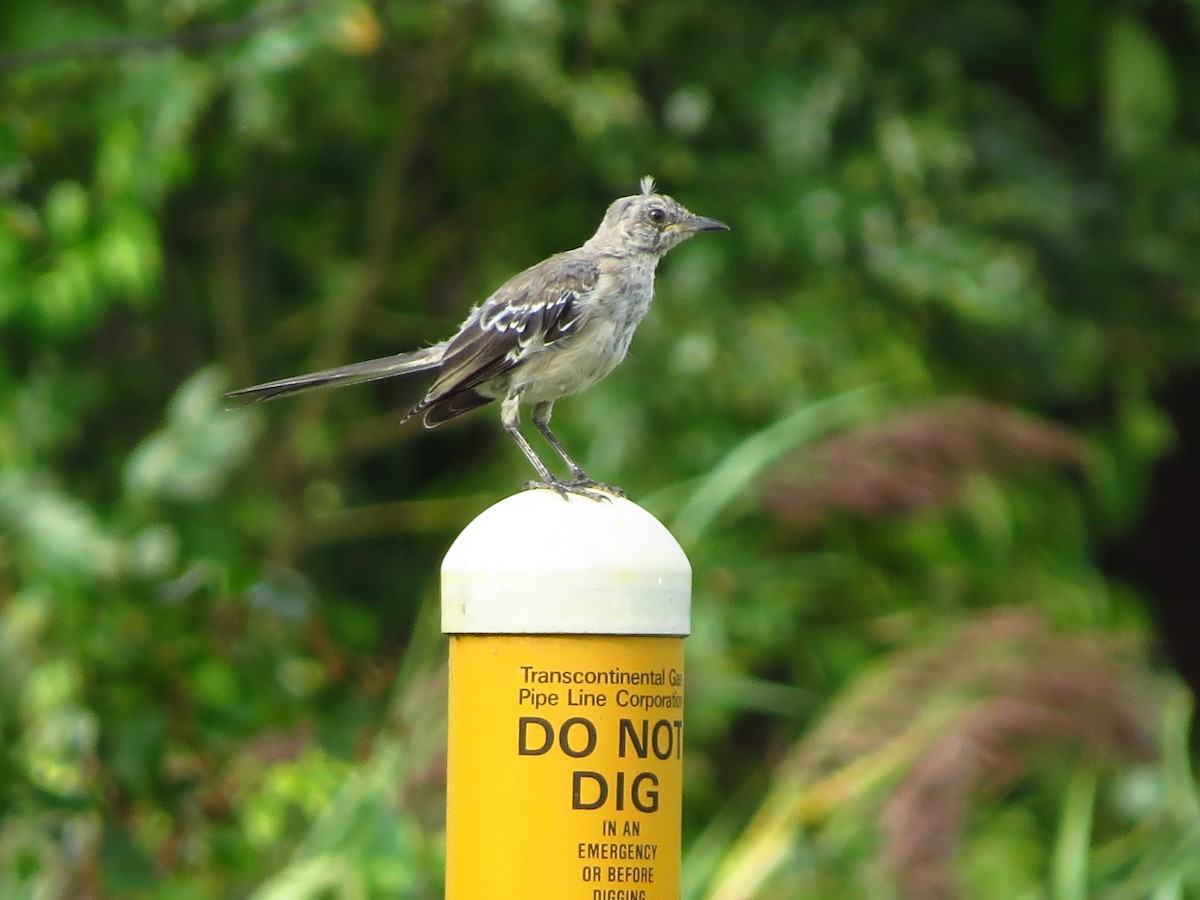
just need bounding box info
[224,176,729,500]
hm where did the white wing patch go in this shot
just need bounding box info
[479,289,583,359]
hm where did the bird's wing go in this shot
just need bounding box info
[404,253,598,424]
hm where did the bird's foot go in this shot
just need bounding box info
[567,476,625,499]
[523,476,625,502]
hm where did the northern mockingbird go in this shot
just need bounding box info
[225,176,728,499]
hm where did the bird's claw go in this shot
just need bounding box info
[523,477,625,502]
[568,476,625,499]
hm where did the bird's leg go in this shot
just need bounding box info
[501,392,558,483]
[531,401,625,499]
[500,394,610,501]
[531,401,586,479]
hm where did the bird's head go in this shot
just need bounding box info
[588,176,729,257]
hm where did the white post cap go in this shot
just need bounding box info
[441,490,691,636]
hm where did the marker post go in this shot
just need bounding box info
[442,490,691,899]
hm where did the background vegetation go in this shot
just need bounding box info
[3,0,1200,896]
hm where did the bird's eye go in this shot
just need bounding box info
[648,207,666,224]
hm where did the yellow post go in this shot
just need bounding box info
[443,490,691,899]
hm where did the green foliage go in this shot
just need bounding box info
[2,0,1199,895]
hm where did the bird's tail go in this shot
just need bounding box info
[224,342,447,405]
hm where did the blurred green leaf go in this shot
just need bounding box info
[1103,14,1178,157]
[43,181,88,241]
[124,368,260,503]
[670,386,880,547]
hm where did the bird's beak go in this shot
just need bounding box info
[685,215,730,233]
